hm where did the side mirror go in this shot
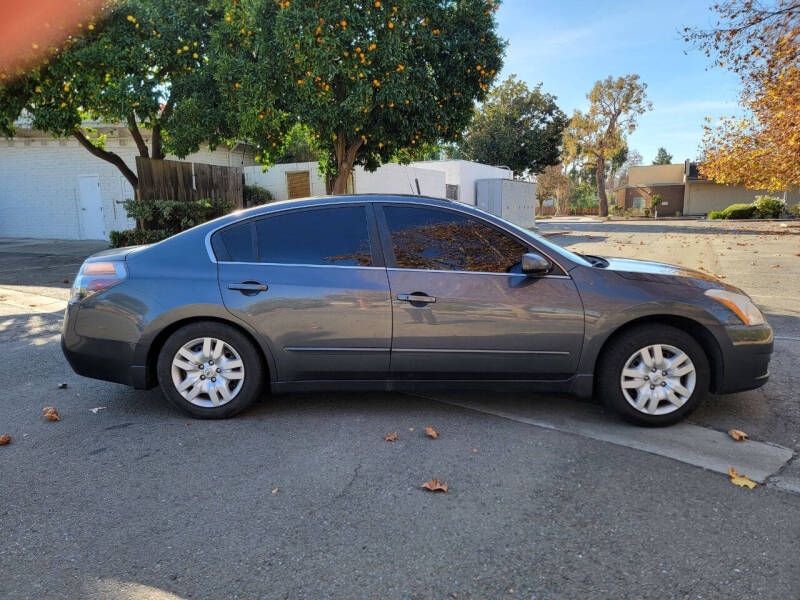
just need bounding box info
[521,252,552,275]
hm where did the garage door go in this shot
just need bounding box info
[286,171,311,199]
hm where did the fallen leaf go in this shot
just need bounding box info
[383,431,398,442]
[728,429,749,441]
[421,478,448,493]
[728,467,757,489]
[408,427,415,432]
[770,264,781,268]
[425,426,439,439]
[43,407,60,421]
[89,407,107,414]
[57,383,68,389]
[0,434,11,445]
[272,487,279,494]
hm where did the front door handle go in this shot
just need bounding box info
[228,281,269,293]
[397,293,436,304]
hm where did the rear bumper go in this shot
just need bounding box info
[61,302,149,389]
[717,324,773,394]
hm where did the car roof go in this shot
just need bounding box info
[235,193,454,217]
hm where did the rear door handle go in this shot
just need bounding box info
[228,282,268,293]
[397,293,436,304]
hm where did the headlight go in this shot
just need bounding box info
[70,261,127,304]
[705,289,765,326]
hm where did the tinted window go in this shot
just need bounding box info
[214,222,255,262]
[384,206,528,273]
[255,206,373,266]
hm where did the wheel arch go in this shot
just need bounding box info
[143,316,275,389]
[593,314,724,393]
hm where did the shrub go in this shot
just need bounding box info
[753,195,784,218]
[109,197,234,248]
[708,210,724,220]
[790,204,800,217]
[722,203,758,219]
[244,185,275,207]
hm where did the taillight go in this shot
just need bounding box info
[70,261,127,303]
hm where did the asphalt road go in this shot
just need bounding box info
[1,229,799,600]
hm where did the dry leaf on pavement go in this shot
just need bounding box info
[271,487,279,494]
[728,467,757,489]
[43,407,60,421]
[383,431,398,442]
[421,478,448,492]
[0,434,11,445]
[728,429,749,442]
[425,426,439,439]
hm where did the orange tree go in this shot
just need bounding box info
[215,0,505,194]
[686,1,800,191]
[0,0,234,191]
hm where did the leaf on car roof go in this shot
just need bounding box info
[0,434,11,445]
[421,478,448,493]
[425,426,439,439]
[728,467,757,489]
[728,429,749,441]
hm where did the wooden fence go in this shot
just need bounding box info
[536,206,599,216]
[136,157,243,208]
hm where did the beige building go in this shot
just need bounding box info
[616,161,800,216]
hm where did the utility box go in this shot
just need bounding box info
[476,178,536,229]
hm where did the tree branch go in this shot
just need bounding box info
[73,129,138,190]
[127,113,149,158]
[151,97,174,159]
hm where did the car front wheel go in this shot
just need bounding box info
[597,324,710,426]
[156,321,265,418]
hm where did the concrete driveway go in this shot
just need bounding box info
[1,229,799,600]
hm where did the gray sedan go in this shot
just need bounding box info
[62,195,773,425]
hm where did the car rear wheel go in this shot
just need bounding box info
[597,324,709,426]
[156,321,265,418]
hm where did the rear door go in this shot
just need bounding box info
[376,203,585,380]
[214,204,392,382]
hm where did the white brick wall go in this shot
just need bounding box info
[0,135,256,240]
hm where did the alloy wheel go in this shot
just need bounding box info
[619,344,696,416]
[170,337,245,407]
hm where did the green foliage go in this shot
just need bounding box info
[458,75,567,176]
[568,181,597,209]
[651,193,661,208]
[790,204,800,217]
[216,0,505,190]
[652,147,673,165]
[753,195,784,218]
[0,1,234,162]
[244,185,276,207]
[109,228,172,247]
[109,197,233,247]
[711,203,759,219]
[277,123,325,163]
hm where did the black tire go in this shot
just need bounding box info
[596,324,709,426]
[156,321,265,419]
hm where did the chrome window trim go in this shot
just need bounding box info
[204,198,573,275]
[217,261,385,270]
[386,267,571,279]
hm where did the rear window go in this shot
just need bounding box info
[212,222,255,262]
[256,206,372,266]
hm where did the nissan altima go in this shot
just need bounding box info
[62,195,773,425]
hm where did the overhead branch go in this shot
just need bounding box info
[127,113,149,158]
[73,129,138,189]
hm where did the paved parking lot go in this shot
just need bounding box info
[1,226,799,600]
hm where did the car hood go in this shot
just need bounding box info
[601,256,741,292]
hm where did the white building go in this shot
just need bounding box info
[0,125,256,240]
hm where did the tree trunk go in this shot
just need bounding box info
[73,129,138,191]
[330,136,363,195]
[595,157,608,217]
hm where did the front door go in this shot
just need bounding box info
[215,204,392,382]
[77,175,105,240]
[376,204,585,380]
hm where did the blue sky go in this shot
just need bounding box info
[494,0,744,165]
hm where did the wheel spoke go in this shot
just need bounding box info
[622,379,643,389]
[640,347,654,368]
[665,389,685,408]
[670,363,694,377]
[173,358,196,372]
[635,389,649,410]
[670,382,692,399]
[622,368,644,379]
[178,347,199,363]
[208,385,220,406]
[218,383,232,402]
[177,375,197,391]
[652,344,664,367]
[202,338,212,359]
[212,339,224,360]
[647,390,661,414]
[185,383,202,401]
[221,359,243,370]
[223,370,244,380]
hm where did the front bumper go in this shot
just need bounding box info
[716,324,773,394]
